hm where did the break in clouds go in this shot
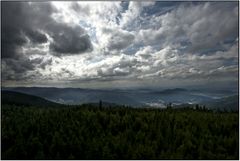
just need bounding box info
[1,1,238,89]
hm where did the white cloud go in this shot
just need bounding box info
[120,1,155,28]
[135,2,238,52]
[2,1,238,89]
[97,27,135,51]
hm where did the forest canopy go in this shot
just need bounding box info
[1,104,239,160]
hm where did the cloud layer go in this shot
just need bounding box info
[1,1,238,89]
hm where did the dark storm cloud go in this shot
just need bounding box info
[1,2,55,82]
[25,30,48,44]
[1,1,93,82]
[3,57,51,74]
[2,57,53,81]
[3,58,35,74]
[1,2,54,58]
[47,24,92,55]
[1,24,27,58]
[2,1,93,58]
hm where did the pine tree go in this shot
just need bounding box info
[99,100,102,110]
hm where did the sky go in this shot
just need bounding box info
[1,1,239,89]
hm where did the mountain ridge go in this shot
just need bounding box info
[1,87,238,111]
[1,90,61,107]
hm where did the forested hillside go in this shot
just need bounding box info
[1,104,239,159]
[1,91,60,107]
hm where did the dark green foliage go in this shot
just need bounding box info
[99,100,102,109]
[1,104,239,159]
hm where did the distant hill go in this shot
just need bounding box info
[173,95,239,111]
[153,88,187,94]
[203,95,238,111]
[1,91,61,107]
[1,87,237,111]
